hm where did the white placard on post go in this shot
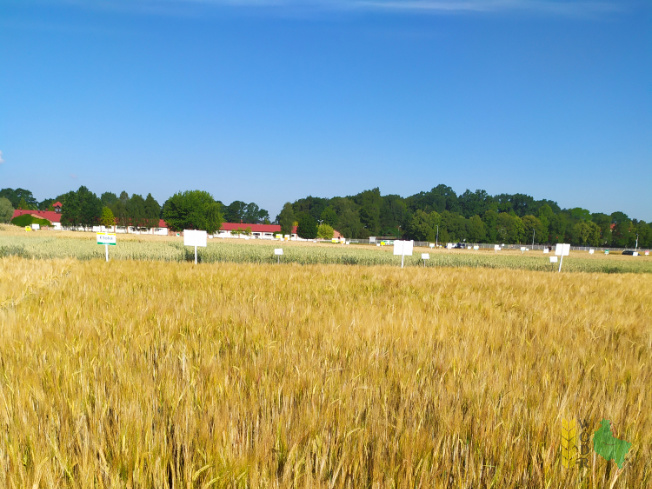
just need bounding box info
[554,243,570,272]
[274,248,283,264]
[429,243,435,249]
[97,232,117,262]
[589,249,595,254]
[494,245,500,252]
[555,243,570,256]
[393,240,414,268]
[550,256,558,263]
[473,246,479,250]
[421,253,430,260]
[184,230,207,264]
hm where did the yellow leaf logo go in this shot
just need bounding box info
[562,418,578,468]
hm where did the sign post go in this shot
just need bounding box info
[555,243,570,272]
[96,232,117,262]
[274,248,283,264]
[393,240,414,268]
[184,230,208,264]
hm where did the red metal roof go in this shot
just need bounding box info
[220,222,297,234]
[12,209,62,223]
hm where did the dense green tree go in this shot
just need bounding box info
[354,188,382,236]
[317,223,335,240]
[101,192,118,207]
[571,220,601,246]
[548,213,568,243]
[162,190,223,234]
[522,215,546,245]
[0,197,13,223]
[483,209,499,243]
[380,195,408,236]
[496,213,524,243]
[406,209,439,242]
[458,189,493,218]
[38,198,56,211]
[144,194,161,228]
[441,211,467,242]
[277,202,295,236]
[244,202,270,224]
[100,207,116,230]
[330,197,362,238]
[0,188,37,209]
[297,214,318,239]
[612,219,634,248]
[591,213,612,246]
[293,196,328,222]
[467,215,486,243]
[126,194,147,228]
[320,206,338,228]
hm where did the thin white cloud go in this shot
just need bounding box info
[0,151,5,165]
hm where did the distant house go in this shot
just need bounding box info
[217,223,298,239]
[12,209,63,230]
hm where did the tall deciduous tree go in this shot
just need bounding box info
[277,203,295,236]
[297,214,318,239]
[0,197,13,223]
[162,190,223,234]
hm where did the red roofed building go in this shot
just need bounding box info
[12,209,63,228]
[218,222,298,239]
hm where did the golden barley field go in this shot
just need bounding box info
[0,257,649,488]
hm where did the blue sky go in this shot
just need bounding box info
[1,0,650,220]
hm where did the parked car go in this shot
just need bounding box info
[621,250,638,256]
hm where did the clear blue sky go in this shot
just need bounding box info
[1,0,650,221]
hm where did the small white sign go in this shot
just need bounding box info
[274,248,284,255]
[473,246,479,250]
[494,245,500,251]
[555,243,571,256]
[550,256,558,263]
[520,247,526,252]
[393,240,414,256]
[633,252,639,257]
[589,249,595,254]
[645,251,649,256]
[97,233,117,245]
[429,243,435,248]
[543,248,549,253]
[32,223,40,230]
[421,253,430,260]
[369,237,376,243]
[184,230,207,247]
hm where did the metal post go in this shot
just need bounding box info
[401,253,405,268]
[558,255,563,273]
[105,244,109,262]
[195,245,198,264]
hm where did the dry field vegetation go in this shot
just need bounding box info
[0,256,650,488]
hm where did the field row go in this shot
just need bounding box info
[1,230,650,273]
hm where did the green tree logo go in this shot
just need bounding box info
[593,420,631,469]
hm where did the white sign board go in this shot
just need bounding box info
[589,249,595,254]
[555,243,570,256]
[633,252,639,257]
[96,233,117,245]
[184,230,207,247]
[473,246,479,250]
[543,248,549,254]
[32,223,40,230]
[429,243,435,248]
[421,253,430,260]
[393,240,414,256]
[274,248,283,255]
[550,256,558,263]
[369,237,376,243]
[494,245,501,251]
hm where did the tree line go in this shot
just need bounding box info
[2,185,650,247]
[275,185,652,247]
[0,187,274,236]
